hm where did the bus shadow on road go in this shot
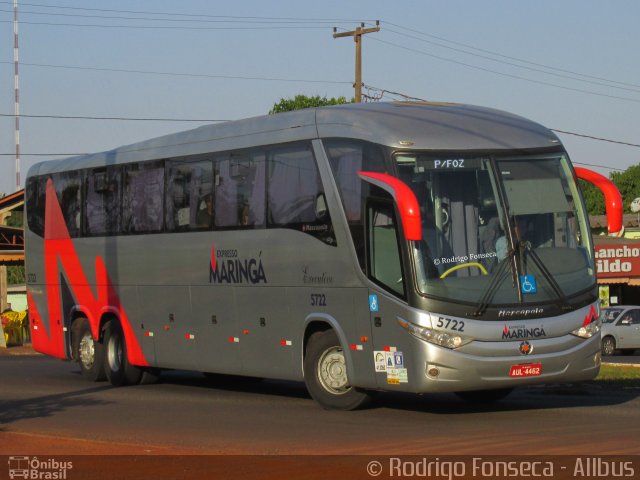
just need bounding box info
[155,370,312,401]
[0,385,114,428]
[140,370,640,414]
[368,384,640,414]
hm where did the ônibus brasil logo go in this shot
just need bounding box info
[209,244,267,285]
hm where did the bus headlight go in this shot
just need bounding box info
[571,320,601,339]
[397,318,472,349]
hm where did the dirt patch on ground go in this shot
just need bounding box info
[1,430,196,455]
[0,344,38,356]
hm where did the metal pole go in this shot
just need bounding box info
[13,0,20,191]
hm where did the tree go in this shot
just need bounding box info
[578,179,606,216]
[578,164,640,216]
[610,164,640,213]
[269,94,352,114]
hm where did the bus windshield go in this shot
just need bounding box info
[396,153,595,307]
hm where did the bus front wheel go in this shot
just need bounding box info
[103,320,142,386]
[303,330,370,410]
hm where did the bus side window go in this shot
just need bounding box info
[367,200,405,297]
[268,145,336,245]
[51,171,83,238]
[85,167,121,236]
[166,159,214,231]
[214,152,265,228]
[122,161,165,234]
[325,139,387,267]
[26,176,47,238]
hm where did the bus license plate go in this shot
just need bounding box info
[509,363,542,378]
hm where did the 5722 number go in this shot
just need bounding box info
[436,317,465,332]
[311,294,327,307]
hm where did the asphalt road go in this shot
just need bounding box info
[603,353,640,365]
[1,354,639,457]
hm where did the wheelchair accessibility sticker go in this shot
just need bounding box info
[369,294,379,312]
[520,275,537,295]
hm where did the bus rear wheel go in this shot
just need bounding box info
[73,318,106,382]
[103,320,142,386]
[303,330,370,410]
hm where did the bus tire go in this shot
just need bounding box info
[73,318,106,382]
[303,330,370,410]
[455,388,513,404]
[103,320,142,386]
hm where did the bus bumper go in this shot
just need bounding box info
[404,333,601,393]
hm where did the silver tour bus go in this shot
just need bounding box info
[25,102,601,409]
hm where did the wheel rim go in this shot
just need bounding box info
[107,331,123,372]
[317,346,350,395]
[79,332,95,369]
[603,338,614,356]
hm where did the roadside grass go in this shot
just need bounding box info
[591,363,640,389]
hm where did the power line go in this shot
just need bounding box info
[0,7,359,25]
[0,19,336,30]
[381,24,640,95]
[383,21,640,91]
[0,61,350,85]
[551,129,640,148]
[0,1,375,23]
[572,161,624,172]
[0,152,87,156]
[0,113,230,122]
[367,36,640,104]
[4,5,637,96]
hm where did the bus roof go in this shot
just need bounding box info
[28,101,561,177]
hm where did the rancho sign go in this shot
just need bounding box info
[595,244,640,277]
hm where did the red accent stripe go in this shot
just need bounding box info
[35,178,149,365]
[583,304,598,327]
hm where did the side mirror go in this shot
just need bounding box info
[315,193,328,220]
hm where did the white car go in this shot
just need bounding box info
[600,306,640,356]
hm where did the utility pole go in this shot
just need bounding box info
[333,21,380,103]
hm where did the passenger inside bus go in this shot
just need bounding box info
[196,194,215,228]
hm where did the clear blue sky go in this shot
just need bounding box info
[1,0,639,195]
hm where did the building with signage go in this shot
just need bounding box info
[592,214,640,307]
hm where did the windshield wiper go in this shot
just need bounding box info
[522,241,572,312]
[471,243,519,317]
[471,241,573,317]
